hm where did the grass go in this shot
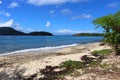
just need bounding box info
[43,49,114,79]
[91,49,112,57]
[58,49,113,77]
[99,63,110,68]
[89,61,100,67]
[60,60,84,70]
[111,67,120,72]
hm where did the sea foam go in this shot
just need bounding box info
[0,44,78,56]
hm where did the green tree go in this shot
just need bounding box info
[93,11,120,55]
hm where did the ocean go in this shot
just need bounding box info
[0,36,102,55]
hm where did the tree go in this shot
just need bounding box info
[93,11,120,55]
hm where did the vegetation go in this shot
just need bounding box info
[88,61,100,67]
[0,27,26,35]
[92,49,112,57]
[93,11,120,55]
[73,33,103,36]
[1,49,118,80]
[60,60,84,70]
[59,49,113,76]
[0,27,53,36]
[27,31,53,36]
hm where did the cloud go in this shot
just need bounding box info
[0,1,2,4]
[27,0,88,6]
[57,29,81,34]
[61,8,72,15]
[12,22,35,32]
[46,21,51,27]
[0,11,11,17]
[0,19,14,27]
[0,19,23,29]
[5,12,11,17]
[49,10,55,14]
[56,29,95,34]
[0,19,33,33]
[71,13,92,20]
[0,19,22,29]
[106,2,120,8]
[8,2,18,8]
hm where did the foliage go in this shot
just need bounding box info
[73,33,103,36]
[92,49,112,57]
[60,60,84,70]
[89,61,100,67]
[93,11,120,55]
[99,63,110,68]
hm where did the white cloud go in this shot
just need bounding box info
[61,8,72,15]
[49,10,55,14]
[27,0,88,6]
[25,28,34,32]
[0,19,33,33]
[12,23,34,33]
[12,23,23,30]
[107,2,120,8]
[8,2,18,8]
[0,19,14,27]
[57,29,81,34]
[0,19,23,29]
[71,13,92,20]
[57,29,95,34]
[46,21,51,27]
[0,1,2,4]
[0,11,11,17]
[5,12,11,17]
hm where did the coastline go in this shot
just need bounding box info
[0,41,101,56]
[0,43,78,56]
[0,42,111,79]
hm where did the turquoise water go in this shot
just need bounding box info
[0,36,102,54]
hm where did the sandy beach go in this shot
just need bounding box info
[0,42,111,79]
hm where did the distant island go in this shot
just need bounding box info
[0,27,26,35]
[73,33,103,36]
[27,32,53,36]
[0,27,53,36]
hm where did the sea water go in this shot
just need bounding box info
[0,35,102,55]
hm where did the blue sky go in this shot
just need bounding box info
[0,0,120,35]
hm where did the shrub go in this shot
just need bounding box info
[99,63,110,68]
[93,11,120,55]
[60,60,84,70]
[92,49,112,57]
[89,61,100,67]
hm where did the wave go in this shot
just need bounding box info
[0,44,78,56]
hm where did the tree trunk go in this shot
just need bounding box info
[114,44,120,55]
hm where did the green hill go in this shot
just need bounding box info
[73,33,103,36]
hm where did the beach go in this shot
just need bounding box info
[0,42,112,79]
[1,0,120,79]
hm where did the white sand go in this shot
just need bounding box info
[0,42,111,78]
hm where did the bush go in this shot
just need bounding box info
[92,49,112,57]
[89,61,100,67]
[99,63,110,68]
[60,60,84,70]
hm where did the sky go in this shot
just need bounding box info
[0,0,120,35]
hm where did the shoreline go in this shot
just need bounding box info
[0,41,100,56]
[0,43,78,56]
[0,42,111,79]
[0,42,110,66]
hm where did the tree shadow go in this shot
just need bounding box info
[39,55,99,80]
[0,62,12,68]
[0,54,103,80]
[0,65,41,80]
[39,66,70,80]
[0,65,26,80]
[81,55,96,64]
